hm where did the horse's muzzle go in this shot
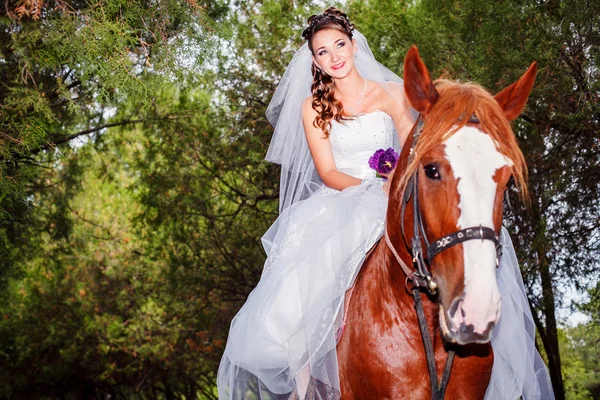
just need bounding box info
[441,296,501,345]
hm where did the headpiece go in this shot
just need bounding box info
[301,8,355,43]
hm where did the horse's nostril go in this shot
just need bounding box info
[448,297,464,318]
[448,297,465,330]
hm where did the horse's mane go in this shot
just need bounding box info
[397,79,529,201]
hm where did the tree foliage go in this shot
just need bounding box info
[0,0,215,212]
[0,0,219,294]
[559,323,600,399]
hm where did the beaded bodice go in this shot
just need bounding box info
[329,110,396,179]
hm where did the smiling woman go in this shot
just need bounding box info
[299,12,413,193]
[217,8,415,398]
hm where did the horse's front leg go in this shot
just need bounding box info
[338,365,354,400]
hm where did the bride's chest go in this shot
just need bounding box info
[329,110,395,154]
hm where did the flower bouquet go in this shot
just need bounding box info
[368,147,399,179]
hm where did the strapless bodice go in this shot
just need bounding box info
[329,110,396,179]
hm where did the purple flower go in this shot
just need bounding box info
[369,147,399,175]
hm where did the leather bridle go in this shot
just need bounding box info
[383,114,503,399]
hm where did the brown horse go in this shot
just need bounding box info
[336,47,537,399]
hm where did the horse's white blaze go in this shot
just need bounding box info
[443,126,512,334]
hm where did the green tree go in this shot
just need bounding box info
[0,0,232,397]
[0,108,233,398]
[0,0,219,286]
[559,323,600,399]
[0,0,304,396]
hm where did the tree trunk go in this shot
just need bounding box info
[538,248,565,400]
[530,193,565,400]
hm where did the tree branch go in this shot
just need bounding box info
[28,115,185,156]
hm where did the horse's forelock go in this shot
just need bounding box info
[396,80,528,202]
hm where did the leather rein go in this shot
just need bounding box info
[383,114,502,400]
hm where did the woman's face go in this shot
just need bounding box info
[311,28,356,79]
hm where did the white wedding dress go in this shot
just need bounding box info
[217,111,554,400]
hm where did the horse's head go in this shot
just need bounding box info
[387,46,537,345]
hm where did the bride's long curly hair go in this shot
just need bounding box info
[302,7,355,137]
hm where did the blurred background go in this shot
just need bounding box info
[0,0,598,398]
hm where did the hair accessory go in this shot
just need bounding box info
[302,8,355,41]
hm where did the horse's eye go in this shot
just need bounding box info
[424,164,441,180]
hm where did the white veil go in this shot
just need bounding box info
[265,30,405,213]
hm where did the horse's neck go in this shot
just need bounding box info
[365,240,439,321]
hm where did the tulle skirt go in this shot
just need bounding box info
[217,180,554,400]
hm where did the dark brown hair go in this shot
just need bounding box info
[302,7,355,136]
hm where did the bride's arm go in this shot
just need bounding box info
[302,97,362,191]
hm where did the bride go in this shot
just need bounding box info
[217,7,553,400]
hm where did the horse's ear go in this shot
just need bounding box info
[494,62,538,121]
[403,46,439,114]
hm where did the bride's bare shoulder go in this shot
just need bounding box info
[372,81,410,115]
[302,96,317,117]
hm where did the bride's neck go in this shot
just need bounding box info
[333,69,364,99]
